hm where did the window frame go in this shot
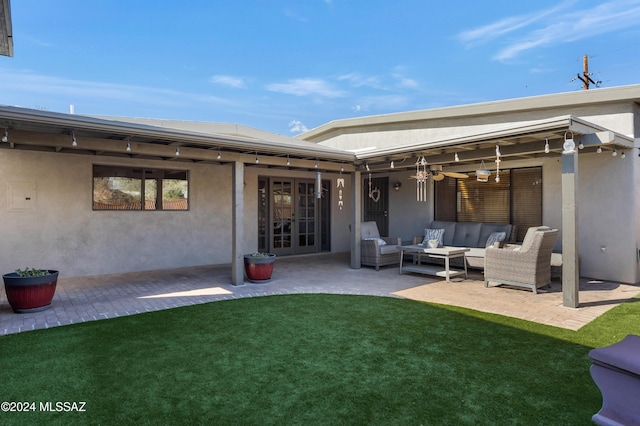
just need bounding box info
[92,165,189,211]
[435,166,542,241]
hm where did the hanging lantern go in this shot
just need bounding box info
[476,160,491,182]
[563,131,576,154]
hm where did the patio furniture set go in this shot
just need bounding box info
[361,220,559,293]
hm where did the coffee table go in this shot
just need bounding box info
[399,245,470,282]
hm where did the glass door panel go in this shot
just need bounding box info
[268,178,324,255]
[272,180,293,255]
[296,181,317,254]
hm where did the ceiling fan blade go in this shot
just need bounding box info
[442,172,469,179]
[432,173,445,181]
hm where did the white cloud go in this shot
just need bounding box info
[457,1,573,47]
[337,72,383,89]
[391,67,419,89]
[266,78,346,98]
[210,75,247,89]
[0,69,235,108]
[288,119,309,133]
[457,0,640,61]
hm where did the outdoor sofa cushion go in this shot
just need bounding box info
[413,221,514,270]
[428,221,513,249]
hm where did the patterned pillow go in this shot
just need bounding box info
[422,228,445,246]
[364,237,387,246]
[485,231,507,248]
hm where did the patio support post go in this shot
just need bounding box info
[351,170,362,269]
[561,152,580,308]
[231,160,245,285]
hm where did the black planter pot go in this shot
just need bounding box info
[2,270,59,313]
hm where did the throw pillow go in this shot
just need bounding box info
[364,237,387,246]
[485,231,507,248]
[422,228,445,246]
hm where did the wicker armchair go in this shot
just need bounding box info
[484,226,558,294]
[360,221,401,271]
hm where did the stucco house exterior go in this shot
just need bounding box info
[1,84,639,307]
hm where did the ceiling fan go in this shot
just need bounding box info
[429,165,469,181]
[410,165,469,181]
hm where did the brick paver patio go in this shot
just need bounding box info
[1,253,638,335]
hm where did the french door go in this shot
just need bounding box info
[266,178,324,256]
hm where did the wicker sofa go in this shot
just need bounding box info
[413,220,514,269]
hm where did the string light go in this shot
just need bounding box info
[217,148,221,160]
[255,152,259,164]
[621,150,626,159]
[597,146,602,154]
[71,132,77,147]
[126,142,131,152]
[286,155,290,166]
[390,160,394,169]
[314,159,318,168]
[175,147,180,156]
[612,147,617,157]
[454,152,459,162]
[1,128,7,143]
[544,138,550,154]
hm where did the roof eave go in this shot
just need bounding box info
[300,84,640,141]
[0,105,356,161]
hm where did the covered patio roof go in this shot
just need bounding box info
[351,115,634,172]
[0,105,356,172]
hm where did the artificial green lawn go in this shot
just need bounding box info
[1,293,639,425]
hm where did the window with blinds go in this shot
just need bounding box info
[511,168,543,241]
[434,167,542,241]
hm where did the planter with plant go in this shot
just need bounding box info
[2,268,59,313]
[244,252,276,283]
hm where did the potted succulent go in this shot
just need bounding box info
[244,252,276,283]
[3,268,59,313]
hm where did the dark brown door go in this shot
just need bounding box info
[363,176,389,236]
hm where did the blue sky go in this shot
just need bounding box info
[2,0,640,135]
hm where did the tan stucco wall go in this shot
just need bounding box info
[0,149,232,278]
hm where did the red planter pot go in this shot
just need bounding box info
[3,271,59,313]
[244,254,276,283]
